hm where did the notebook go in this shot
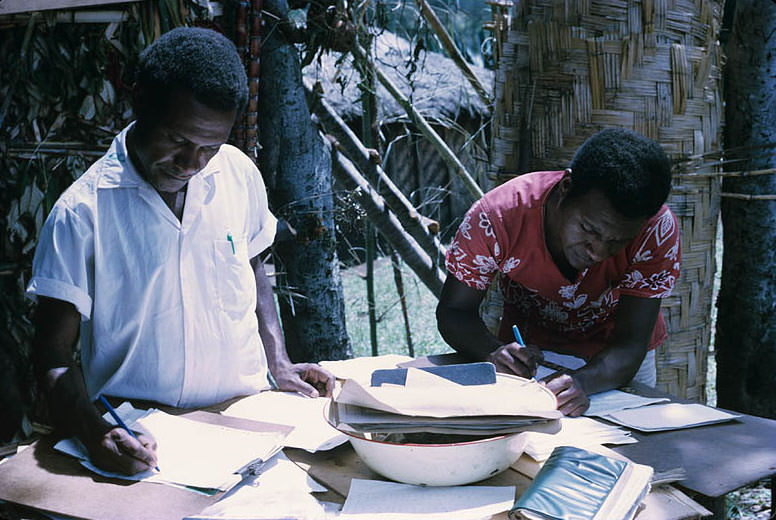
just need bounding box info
[510,446,653,520]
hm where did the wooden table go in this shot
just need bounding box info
[406,354,776,520]
[613,383,776,519]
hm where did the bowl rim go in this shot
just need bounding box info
[340,428,512,447]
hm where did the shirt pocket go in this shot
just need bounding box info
[213,238,255,318]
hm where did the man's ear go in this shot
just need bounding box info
[556,171,573,201]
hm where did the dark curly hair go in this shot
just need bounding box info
[134,27,248,121]
[568,128,672,219]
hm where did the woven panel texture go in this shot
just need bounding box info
[489,0,724,401]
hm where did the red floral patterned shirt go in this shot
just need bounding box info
[445,170,681,359]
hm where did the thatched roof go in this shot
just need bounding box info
[303,32,493,124]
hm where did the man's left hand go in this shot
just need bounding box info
[543,373,590,416]
[273,363,334,398]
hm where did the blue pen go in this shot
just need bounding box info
[512,324,525,346]
[99,395,160,472]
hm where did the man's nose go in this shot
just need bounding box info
[176,146,207,176]
[586,240,607,263]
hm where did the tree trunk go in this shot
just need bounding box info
[257,0,351,363]
[716,2,776,418]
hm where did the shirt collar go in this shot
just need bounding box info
[97,122,222,189]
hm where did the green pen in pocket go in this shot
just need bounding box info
[227,233,235,254]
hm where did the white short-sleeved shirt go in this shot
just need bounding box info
[26,123,277,408]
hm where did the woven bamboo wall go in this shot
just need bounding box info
[489,0,723,401]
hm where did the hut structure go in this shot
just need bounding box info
[304,32,494,240]
[488,0,724,401]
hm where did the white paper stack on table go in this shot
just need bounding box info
[185,452,339,520]
[330,365,562,436]
[517,416,637,464]
[339,479,516,520]
[222,390,349,452]
[55,402,289,493]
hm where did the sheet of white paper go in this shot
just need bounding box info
[601,402,740,432]
[336,369,560,419]
[518,416,636,462]
[320,355,413,382]
[55,404,287,491]
[535,351,586,381]
[185,452,332,520]
[585,389,670,417]
[223,391,348,452]
[339,479,515,520]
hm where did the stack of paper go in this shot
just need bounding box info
[330,366,562,436]
[595,402,740,432]
[340,479,515,520]
[55,403,289,493]
[185,452,337,520]
[223,391,348,452]
[518,416,637,463]
[585,389,669,417]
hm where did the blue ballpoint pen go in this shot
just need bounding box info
[512,324,525,346]
[99,395,160,472]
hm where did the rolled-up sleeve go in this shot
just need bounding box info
[245,161,277,259]
[26,204,94,319]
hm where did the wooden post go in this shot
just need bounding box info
[309,96,446,267]
[327,135,446,296]
[352,43,484,201]
[391,249,414,357]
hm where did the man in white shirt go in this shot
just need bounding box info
[26,27,333,475]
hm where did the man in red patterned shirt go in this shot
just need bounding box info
[437,128,680,416]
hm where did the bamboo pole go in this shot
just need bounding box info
[390,249,414,357]
[232,0,249,150]
[351,43,484,201]
[357,33,380,357]
[675,167,776,179]
[414,0,493,110]
[244,0,262,161]
[720,193,776,200]
[327,134,445,296]
[309,96,446,265]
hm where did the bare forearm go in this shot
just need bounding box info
[251,257,292,375]
[436,305,504,361]
[573,343,645,395]
[33,298,110,441]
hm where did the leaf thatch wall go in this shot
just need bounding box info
[489,0,724,401]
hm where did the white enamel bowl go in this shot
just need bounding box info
[343,430,528,486]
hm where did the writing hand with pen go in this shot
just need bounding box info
[489,324,590,417]
[87,396,159,476]
[486,324,544,379]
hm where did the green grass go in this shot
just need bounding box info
[341,256,452,358]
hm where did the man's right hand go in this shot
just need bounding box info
[487,342,543,378]
[86,427,159,475]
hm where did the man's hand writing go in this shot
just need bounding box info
[487,342,543,378]
[273,363,335,398]
[543,373,590,416]
[87,427,158,475]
